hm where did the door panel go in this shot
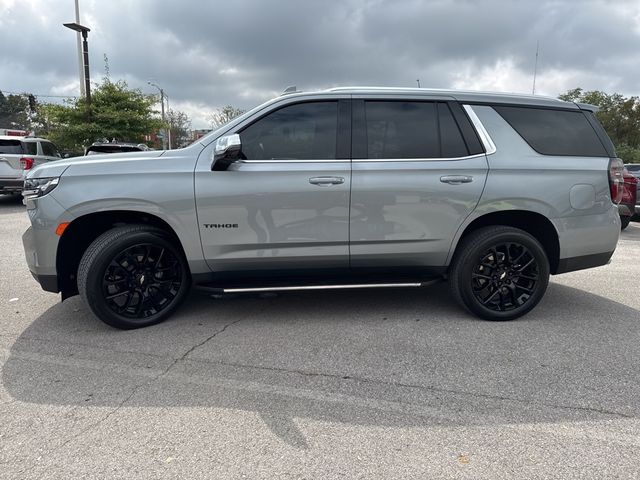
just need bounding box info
[195,99,351,273]
[350,157,487,267]
[195,161,350,271]
[350,99,488,267]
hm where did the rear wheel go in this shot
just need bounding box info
[449,226,550,321]
[78,225,190,329]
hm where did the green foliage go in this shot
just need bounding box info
[209,105,246,129]
[167,109,192,148]
[39,78,162,151]
[559,88,640,163]
[0,90,36,130]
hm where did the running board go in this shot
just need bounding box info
[196,278,442,294]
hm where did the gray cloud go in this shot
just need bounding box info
[1,0,639,127]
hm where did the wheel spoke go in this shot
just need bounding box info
[481,289,500,305]
[516,258,535,272]
[470,240,540,313]
[102,242,183,320]
[106,290,128,300]
[154,248,165,269]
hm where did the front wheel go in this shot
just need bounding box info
[78,225,191,329]
[449,226,550,321]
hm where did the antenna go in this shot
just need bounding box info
[532,40,539,95]
[416,79,421,88]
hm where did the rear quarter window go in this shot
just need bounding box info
[493,106,609,157]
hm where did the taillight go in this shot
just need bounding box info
[20,157,34,170]
[608,158,624,204]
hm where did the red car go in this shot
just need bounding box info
[620,168,638,230]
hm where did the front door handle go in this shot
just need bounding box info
[309,176,345,186]
[440,175,473,185]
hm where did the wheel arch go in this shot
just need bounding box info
[449,210,561,274]
[56,210,187,300]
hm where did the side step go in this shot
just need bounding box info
[195,278,442,294]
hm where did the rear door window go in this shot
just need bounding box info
[23,142,37,155]
[365,101,439,159]
[0,140,23,154]
[493,106,608,157]
[363,101,471,159]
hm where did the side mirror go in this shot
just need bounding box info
[212,134,242,171]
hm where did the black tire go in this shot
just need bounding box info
[78,225,191,329]
[620,216,631,230]
[449,226,550,321]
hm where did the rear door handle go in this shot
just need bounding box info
[309,176,345,186]
[440,175,473,185]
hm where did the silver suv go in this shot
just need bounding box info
[22,87,623,329]
[0,135,62,194]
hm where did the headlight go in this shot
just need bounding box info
[23,177,59,200]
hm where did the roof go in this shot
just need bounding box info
[314,86,578,109]
[0,135,46,142]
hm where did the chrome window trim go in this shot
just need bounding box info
[352,153,486,163]
[237,159,350,164]
[463,104,497,155]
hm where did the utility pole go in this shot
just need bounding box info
[148,82,170,150]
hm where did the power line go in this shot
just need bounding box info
[0,90,78,99]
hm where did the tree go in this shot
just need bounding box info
[40,78,162,151]
[0,90,36,130]
[167,109,192,148]
[209,105,246,129]
[559,88,640,162]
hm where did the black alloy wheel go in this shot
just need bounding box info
[470,242,539,312]
[449,226,550,321]
[102,243,183,319]
[78,225,190,329]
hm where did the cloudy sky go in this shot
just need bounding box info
[1,0,639,128]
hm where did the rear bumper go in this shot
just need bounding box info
[619,204,633,217]
[0,177,23,193]
[555,251,615,274]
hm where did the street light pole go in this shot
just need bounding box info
[63,22,91,117]
[74,0,85,97]
[148,81,171,150]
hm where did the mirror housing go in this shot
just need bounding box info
[212,134,242,171]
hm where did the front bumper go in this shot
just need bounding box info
[0,177,23,193]
[29,270,59,293]
[23,226,60,293]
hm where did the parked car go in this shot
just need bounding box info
[620,168,638,229]
[624,164,640,221]
[23,87,622,329]
[0,135,62,194]
[85,141,151,156]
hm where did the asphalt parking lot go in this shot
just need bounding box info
[1,193,639,479]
